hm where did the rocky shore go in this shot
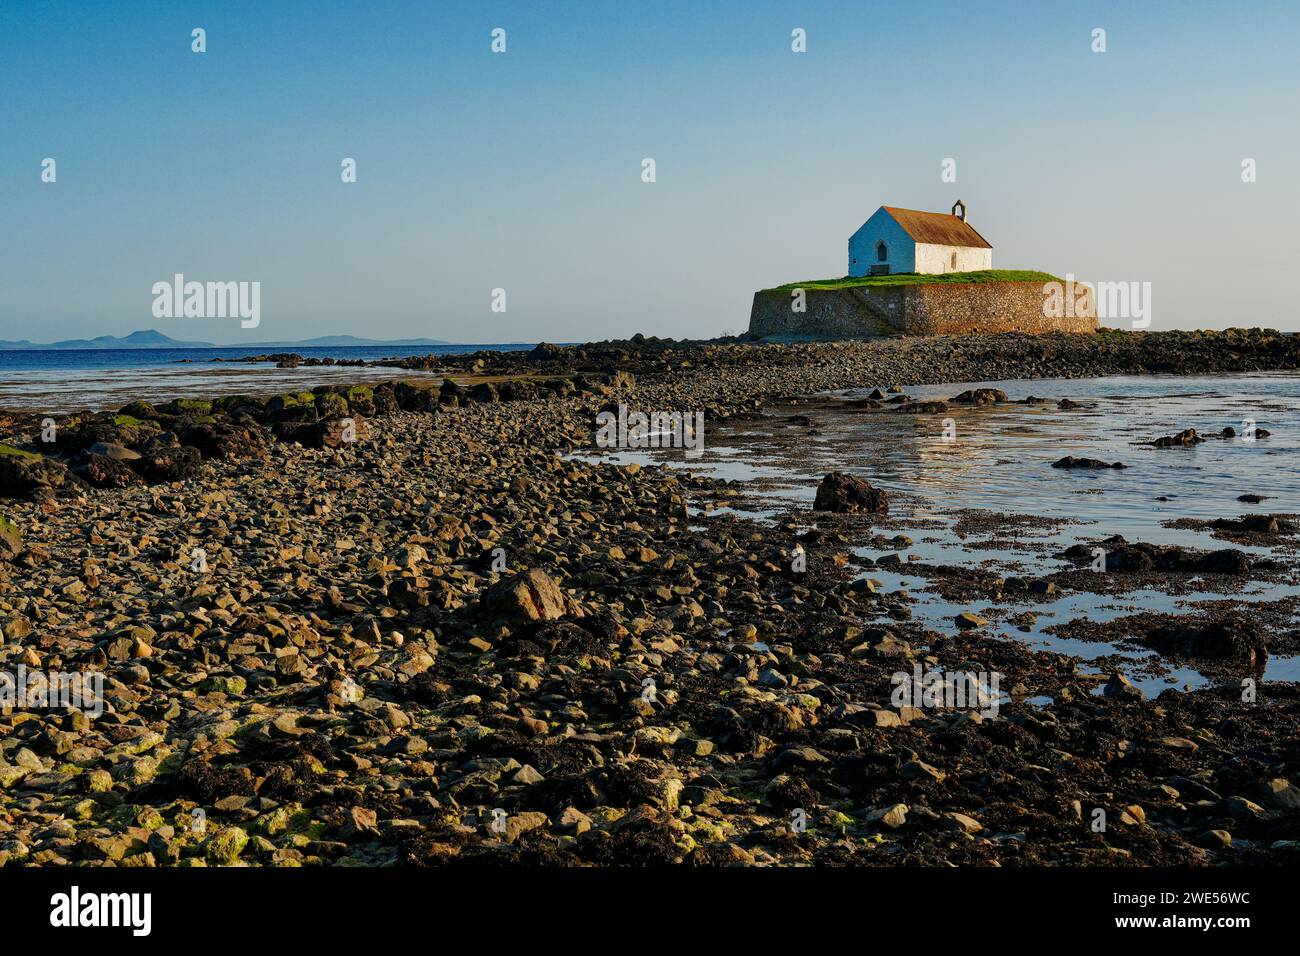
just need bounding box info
[1,329,1298,867]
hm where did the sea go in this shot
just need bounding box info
[579,372,1300,695]
[0,345,535,413]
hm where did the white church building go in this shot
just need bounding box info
[848,201,992,277]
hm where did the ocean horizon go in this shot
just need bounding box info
[0,343,541,412]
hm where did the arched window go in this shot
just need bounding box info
[876,241,888,262]
[950,251,957,270]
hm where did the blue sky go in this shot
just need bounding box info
[1,0,1297,343]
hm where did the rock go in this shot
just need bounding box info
[866,803,908,829]
[205,826,249,864]
[899,759,946,784]
[813,472,889,516]
[1195,829,1232,849]
[131,445,204,484]
[72,452,144,489]
[897,399,948,414]
[527,342,564,362]
[1210,514,1293,534]
[480,569,567,623]
[344,385,376,415]
[1103,672,1144,700]
[0,445,69,498]
[1167,776,1221,802]
[1145,619,1265,665]
[1095,541,1252,575]
[955,611,988,629]
[87,442,141,461]
[512,764,545,786]
[861,708,902,729]
[200,674,248,695]
[345,807,378,835]
[1052,456,1125,469]
[1257,778,1300,812]
[950,388,1008,405]
[393,543,428,568]
[7,330,1300,870]
[0,515,22,560]
[315,391,351,419]
[1224,796,1264,820]
[1119,804,1146,825]
[774,746,830,770]
[181,418,271,460]
[1149,428,1205,447]
[942,811,983,834]
[501,811,549,843]
[555,807,592,835]
[279,418,370,449]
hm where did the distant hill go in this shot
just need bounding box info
[0,329,216,350]
[0,329,451,350]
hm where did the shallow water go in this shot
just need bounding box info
[580,373,1300,695]
[0,344,533,413]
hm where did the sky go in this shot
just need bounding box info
[1,0,1298,344]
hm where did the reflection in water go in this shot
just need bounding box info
[579,373,1300,695]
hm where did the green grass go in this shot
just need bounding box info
[765,269,1065,292]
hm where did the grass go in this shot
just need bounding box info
[0,443,40,459]
[765,269,1065,292]
[0,515,21,545]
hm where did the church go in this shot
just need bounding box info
[848,201,992,277]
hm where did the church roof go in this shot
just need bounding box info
[881,206,992,249]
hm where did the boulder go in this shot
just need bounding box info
[1145,619,1266,665]
[527,342,564,362]
[0,445,69,499]
[480,569,567,624]
[813,473,889,516]
[1052,456,1125,469]
[950,388,1008,405]
[1149,428,1205,447]
[181,418,271,460]
[72,452,145,489]
[314,391,351,420]
[131,445,205,484]
[88,442,141,461]
[344,385,376,416]
[277,418,368,449]
[1103,672,1144,700]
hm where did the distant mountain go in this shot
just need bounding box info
[0,329,452,350]
[0,329,216,350]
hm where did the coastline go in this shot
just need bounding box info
[1,329,1298,866]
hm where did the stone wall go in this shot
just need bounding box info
[748,287,902,339]
[748,281,1097,339]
